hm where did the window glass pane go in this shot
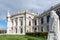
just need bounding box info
[41,18,44,24]
[47,15,50,23]
[29,21,31,26]
[35,20,37,25]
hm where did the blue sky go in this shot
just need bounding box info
[0,0,60,30]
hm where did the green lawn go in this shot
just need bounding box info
[0,35,47,40]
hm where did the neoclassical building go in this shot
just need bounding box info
[7,10,39,35]
[7,3,60,35]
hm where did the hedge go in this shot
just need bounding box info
[26,32,48,38]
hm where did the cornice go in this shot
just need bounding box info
[9,10,38,18]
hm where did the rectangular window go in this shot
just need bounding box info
[35,20,37,25]
[47,15,50,23]
[29,21,31,26]
[41,18,44,24]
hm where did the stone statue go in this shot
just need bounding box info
[47,10,59,40]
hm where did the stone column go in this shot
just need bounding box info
[37,18,38,25]
[31,20,33,26]
[23,16,26,35]
[17,18,21,34]
[39,18,41,32]
[37,18,39,32]
[13,19,16,34]
[31,20,33,32]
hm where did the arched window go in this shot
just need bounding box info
[29,21,31,26]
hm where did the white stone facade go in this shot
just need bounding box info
[7,10,60,35]
[7,3,60,36]
[7,11,39,35]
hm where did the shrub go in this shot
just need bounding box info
[26,32,48,38]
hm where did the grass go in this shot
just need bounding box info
[0,35,47,40]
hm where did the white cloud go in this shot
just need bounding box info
[0,0,60,23]
[0,0,60,20]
